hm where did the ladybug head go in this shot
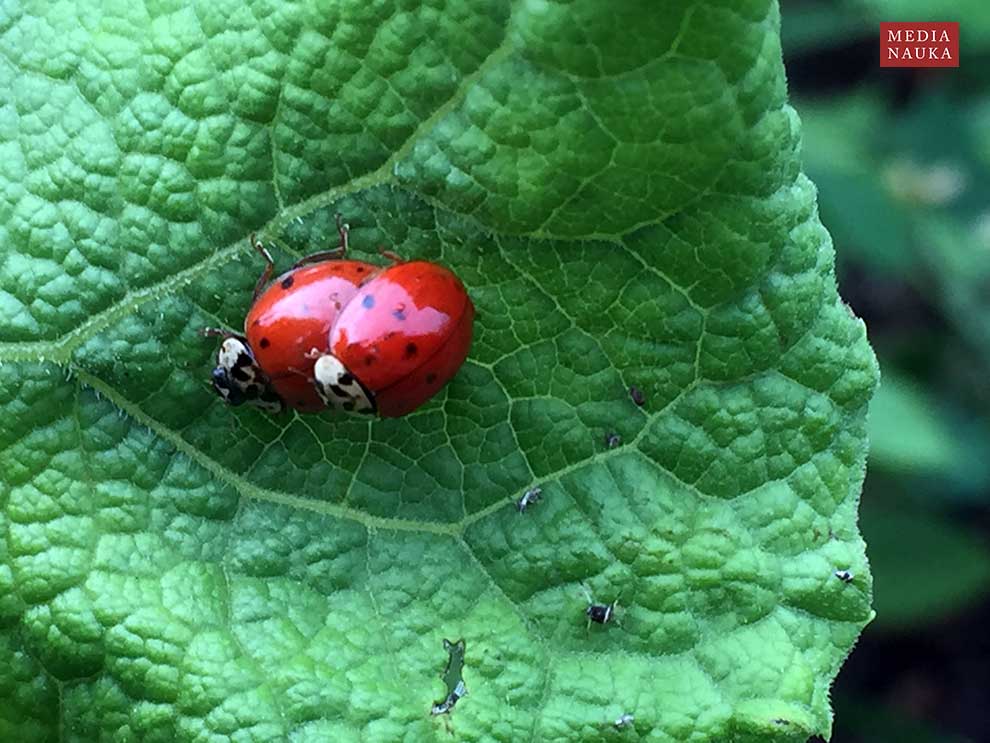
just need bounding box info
[210,336,284,414]
[312,354,377,415]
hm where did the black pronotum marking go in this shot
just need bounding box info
[362,294,375,309]
[339,372,355,385]
[281,276,294,289]
[231,365,252,382]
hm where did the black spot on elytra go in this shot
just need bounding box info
[364,355,375,366]
[405,343,417,358]
[356,266,365,273]
[426,372,437,384]
[296,400,306,406]
[259,338,270,349]
[281,276,294,289]
[339,372,355,385]
[362,295,375,309]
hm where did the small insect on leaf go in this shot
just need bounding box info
[614,713,635,729]
[517,486,543,513]
[605,432,622,448]
[834,569,854,583]
[581,584,619,626]
[629,385,645,407]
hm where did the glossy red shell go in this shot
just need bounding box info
[245,260,378,412]
[329,260,474,417]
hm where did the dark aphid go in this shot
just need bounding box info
[629,385,645,406]
[517,486,543,513]
[605,432,622,448]
[581,584,619,627]
[586,601,616,625]
[834,569,854,583]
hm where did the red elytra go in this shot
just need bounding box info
[324,260,474,417]
[245,260,378,412]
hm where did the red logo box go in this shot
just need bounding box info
[881,22,959,67]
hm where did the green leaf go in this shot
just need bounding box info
[0,1,877,741]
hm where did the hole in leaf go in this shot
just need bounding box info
[430,638,467,716]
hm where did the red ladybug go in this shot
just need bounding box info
[206,216,474,418]
[245,257,377,413]
[312,258,475,417]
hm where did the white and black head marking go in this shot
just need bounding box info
[211,336,283,413]
[312,354,377,415]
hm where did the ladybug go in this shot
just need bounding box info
[311,257,475,417]
[206,215,474,418]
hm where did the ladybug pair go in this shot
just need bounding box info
[206,216,474,418]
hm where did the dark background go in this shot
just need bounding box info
[781,2,990,741]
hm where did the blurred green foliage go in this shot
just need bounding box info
[784,0,990,740]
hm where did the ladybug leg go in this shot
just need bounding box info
[290,215,349,269]
[199,328,247,346]
[250,234,276,303]
[290,247,346,269]
[378,247,404,264]
[335,212,350,253]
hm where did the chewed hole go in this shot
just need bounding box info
[430,639,467,716]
